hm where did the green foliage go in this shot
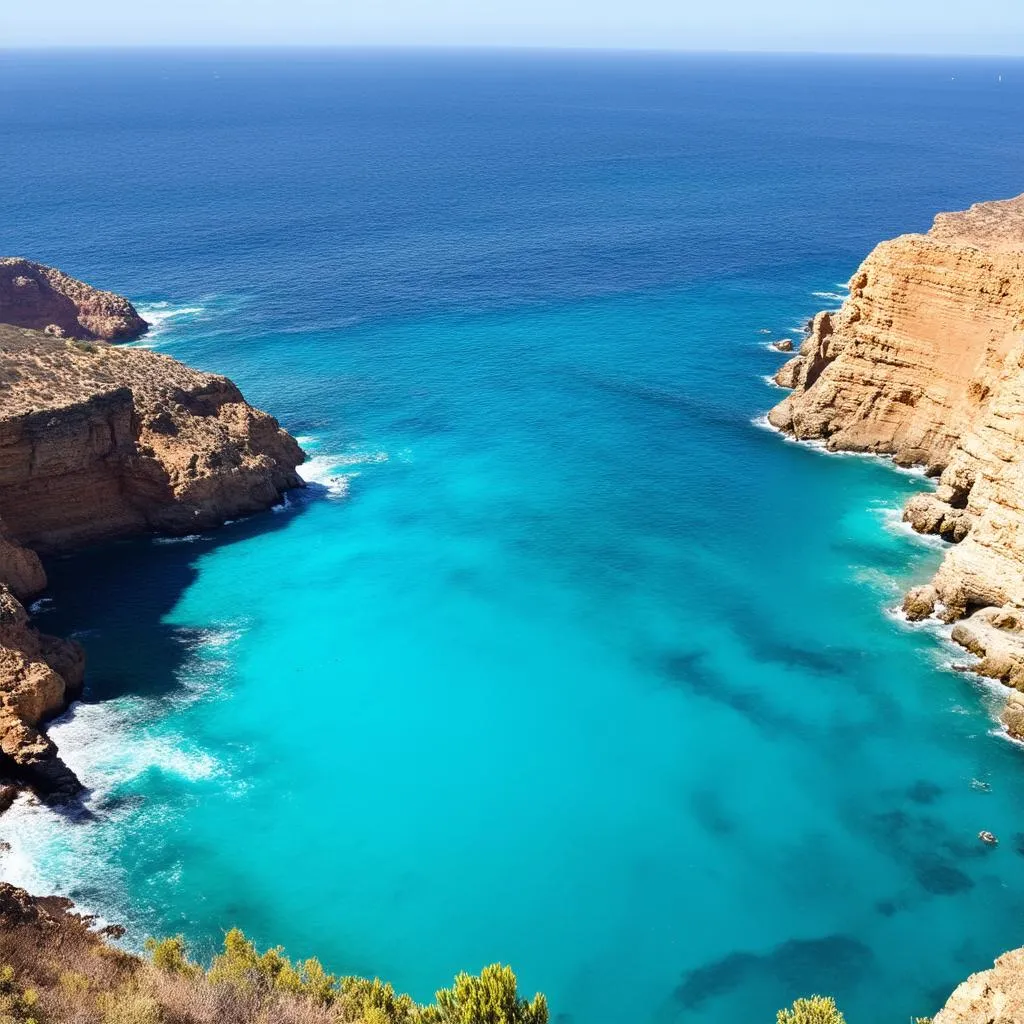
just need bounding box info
[422,964,548,1024]
[143,931,549,1024]
[337,976,420,1024]
[145,937,197,978]
[0,963,43,1024]
[207,928,338,1003]
[777,995,846,1024]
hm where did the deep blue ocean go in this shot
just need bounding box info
[3,49,1024,1023]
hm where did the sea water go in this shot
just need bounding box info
[3,50,1024,1023]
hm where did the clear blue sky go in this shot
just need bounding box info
[3,0,1023,54]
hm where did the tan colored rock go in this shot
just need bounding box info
[769,193,1024,724]
[904,493,973,542]
[0,583,83,798]
[1001,691,1024,740]
[0,325,304,551]
[0,259,148,341]
[0,274,306,797]
[0,521,45,599]
[902,585,937,622]
[933,947,1024,1024]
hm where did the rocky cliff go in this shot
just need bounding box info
[932,947,1024,1024]
[0,283,304,798]
[0,259,148,341]
[769,194,1024,740]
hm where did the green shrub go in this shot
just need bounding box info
[145,936,197,978]
[777,995,846,1024]
[0,963,43,1024]
[207,928,339,1003]
[337,976,420,1023]
[422,964,548,1024]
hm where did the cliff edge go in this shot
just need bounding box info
[933,947,1024,1024]
[0,274,305,798]
[768,194,1024,740]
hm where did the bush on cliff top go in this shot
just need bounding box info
[145,929,547,1024]
[776,995,846,1024]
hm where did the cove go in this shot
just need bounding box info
[4,50,1024,1024]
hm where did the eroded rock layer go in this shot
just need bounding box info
[768,194,1024,738]
[0,313,305,796]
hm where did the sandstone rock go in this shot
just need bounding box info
[0,275,306,797]
[903,585,937,622]
[933,947,1024,1024]
[769,193,1024,726]
[1001,691,1024,740]
[950,606,1024,690]
[772,339,794,352]
[0,259,148,341]
[904,493,973,542]
[0,522,45,600]
[0,325,305,551]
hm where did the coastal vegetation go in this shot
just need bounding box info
[776,996,845,1024]
[0,885,548,1024]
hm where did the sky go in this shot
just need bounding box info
[2,0,1024,54]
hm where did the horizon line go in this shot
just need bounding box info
[2,43,1024,60]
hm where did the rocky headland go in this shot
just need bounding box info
[768,193,1024,742]
[0,258,149,342]
[0,263,305,799]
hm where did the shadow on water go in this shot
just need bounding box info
[30,486,320,806]
[673,935,873,1016]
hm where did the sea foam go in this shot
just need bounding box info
[133,301,210,342]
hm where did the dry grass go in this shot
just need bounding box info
[0,885,548,1024]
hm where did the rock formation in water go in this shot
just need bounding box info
[0,259,148,341]
[0,277,305,798]
[768,194,1024,740]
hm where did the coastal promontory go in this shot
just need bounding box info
[0,264,305,798]
[768,194,1024,739]
[0,258,149,342]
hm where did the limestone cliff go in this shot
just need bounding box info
[0,298,304,797]
[932,947,1024,1024]
[768,194,1024,740]
[0,259,148,341]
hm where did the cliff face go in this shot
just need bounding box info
[0,309,304,797]
[933,948,1024,1024]
[0,325,304,551]
[0,259,148,342]
[768,194,1024,739]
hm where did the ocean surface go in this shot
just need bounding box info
[3,49,1024,1023]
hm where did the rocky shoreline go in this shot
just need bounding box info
[768,193,1024,743]
[0,262,305,799]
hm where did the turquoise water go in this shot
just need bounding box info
[4,50,1024,1023]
